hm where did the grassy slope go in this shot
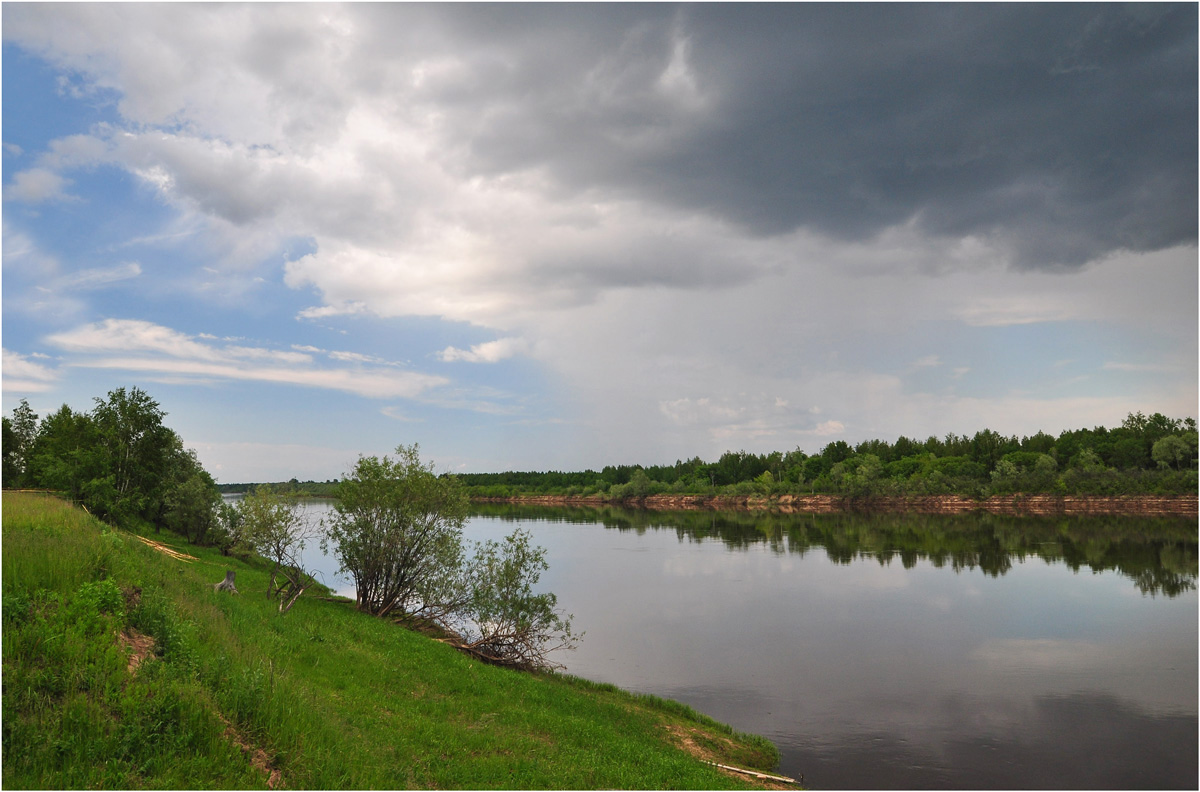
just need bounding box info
[2,492,780,789]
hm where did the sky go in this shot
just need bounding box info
[2,3,1197,483]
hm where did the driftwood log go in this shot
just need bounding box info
[213,570,239,595]
[702,761,799,785]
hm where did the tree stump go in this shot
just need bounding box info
[213,570,239,595]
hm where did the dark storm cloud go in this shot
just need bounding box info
[394,3,1197,270]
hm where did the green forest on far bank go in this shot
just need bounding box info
[6,391,1196,515]
[215,413,1197,501]
[452,412,1198,500]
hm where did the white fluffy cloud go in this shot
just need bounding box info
[2,349,59,393]
[439,338,530,364]
[45,319,447,400]
[4,167,75,203]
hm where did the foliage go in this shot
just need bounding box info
[9,388,223,538]
[163,450,222,544]
[325,444,472,618]
[458,411,1198,500]
[216,479,340,497]
[24,404,107,505]
[87,387,175,524]
[326,446,578,670]
[238,486,318,612]
[456,528,579,672]
[2,399,39,486]
[1152,433,1198,470]
[608,468,663,500]
[207,500,246,556]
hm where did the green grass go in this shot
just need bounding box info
[2,491,781,789]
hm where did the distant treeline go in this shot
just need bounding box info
[216,480,339,498]
[188,411,1198,501]
[456,412,1198,499]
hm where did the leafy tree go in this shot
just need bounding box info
[89,387,175,524]
[990,452,1057,493]
[160,434,222,542]
[931,456,985,480]
[833,454,884,496]
[325,444,471,617]
[885,454,928,481]
[892,435,919,460]
[941,432,972,458]
[1152,435,1193,470]
[25,404,106,505]
[239,486,318,612]
[780,447,809,484]
[2,399,39,487]
[1109,435,1150,469]
[2,417,18,487]
[802,455,832,483]
[855,438,895,463]
[241,488,299,584]
[327,445,576,668]
[452,410,1197,498]
[18,388,225,537]
[208,499,247,556]
[1021,431,1057,455]
[970,429,1016,471]
[600,465,633,486]
[457,527,578,671]
[164,467,222,544]
[1071,448,1108,473]
[610,468,657,500]
[711,451,769,486]
[821,441,853,465]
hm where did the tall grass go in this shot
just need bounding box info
[2,492,780,789]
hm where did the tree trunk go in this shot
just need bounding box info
[213,570,239,594]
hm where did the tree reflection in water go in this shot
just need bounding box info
[470,504,1198,597]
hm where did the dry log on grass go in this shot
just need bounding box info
[136,535,198,562]
[703,761,799,785]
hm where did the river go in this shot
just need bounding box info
[287,499,1197,789]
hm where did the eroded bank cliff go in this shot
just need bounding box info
[473,493,1198,517]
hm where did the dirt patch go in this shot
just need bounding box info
[117,628,156,675]
[664,724,799,789]
[122,584,142,612]
[216,712,282,789]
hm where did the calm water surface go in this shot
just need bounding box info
[294,500,1197,789]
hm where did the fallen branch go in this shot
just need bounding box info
[276,575,313,613]
[137,535,198,562]
[703,761,798,785]
[439,638,558,671]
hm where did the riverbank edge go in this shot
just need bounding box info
[2,491,786,789]
[472,493,1199,517]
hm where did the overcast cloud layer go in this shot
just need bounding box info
[3,4,1196,481]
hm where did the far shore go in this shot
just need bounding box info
[471,492,1199,517]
